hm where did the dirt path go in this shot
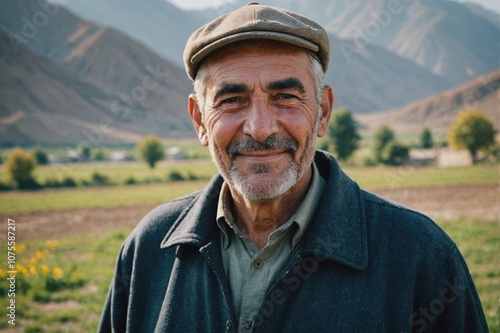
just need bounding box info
[1,184,498,241]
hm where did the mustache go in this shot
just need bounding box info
[227,135,298,159]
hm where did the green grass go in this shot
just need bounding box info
[0,163,497,215]
[0,159,218,186]
[342,163,499,189]
[0,182,209,214]
[0,219,497,332]
[0,230,128,332]
[439,219,500,332]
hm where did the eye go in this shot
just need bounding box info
[220,97,242,105]
[278,94,297,100]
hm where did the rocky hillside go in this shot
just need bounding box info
[355,69,500,134]
[0,0,194,145]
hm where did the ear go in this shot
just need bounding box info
[317,85,334,137]
[188,94,209,146]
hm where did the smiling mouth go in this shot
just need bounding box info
[236,151,289,163]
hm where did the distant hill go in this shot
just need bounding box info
[265,0,500,86]
[0,0,195,145]
[60,0,452,113]
[355,69,500,134]
[0,0,498,145]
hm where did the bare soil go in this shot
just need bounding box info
[1,184,498,241]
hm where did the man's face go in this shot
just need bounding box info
[189,41,331,201]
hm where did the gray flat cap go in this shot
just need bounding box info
[183,2,330,81]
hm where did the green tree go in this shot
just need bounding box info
[327,108,361,161]
[5,148,38,189]
[79,144,91,161]
[448,110,496,163]
[137,135,165,169]
[419,128,434,149]
[381,142,409,166]
[373,125,395,163]
[32,146,49,165]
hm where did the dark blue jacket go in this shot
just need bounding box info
[99,151,488,332]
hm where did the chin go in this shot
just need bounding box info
[229,165,299,201]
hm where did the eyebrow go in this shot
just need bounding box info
[214,83,249,102]
[213,77,306,102]
[267,77,305,94]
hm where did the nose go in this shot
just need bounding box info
[242,99,279,142]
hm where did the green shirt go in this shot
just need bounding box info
[216,162,326,332]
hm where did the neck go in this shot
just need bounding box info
[229,167,312,249]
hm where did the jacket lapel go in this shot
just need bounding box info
[160,151,368,271]
[302,152,368,271]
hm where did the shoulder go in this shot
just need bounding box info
[119,191,202,255]
[361,188,456,262]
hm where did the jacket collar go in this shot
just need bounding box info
[160,151,368,271]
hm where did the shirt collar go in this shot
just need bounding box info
[216,161,326,250]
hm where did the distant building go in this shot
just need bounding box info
[437,148,473,168]
[167,146,185,160]
[409,149,437,166]
[409,148,473,167]
[109,151,134,162]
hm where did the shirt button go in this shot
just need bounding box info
[226,319,232,330]
[253,259,264,269]
[244,320,253,330]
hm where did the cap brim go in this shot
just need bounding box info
[191,31,319,66]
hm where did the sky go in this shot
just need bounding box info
[167,0,500,14]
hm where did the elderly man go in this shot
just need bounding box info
[99,3,487,332]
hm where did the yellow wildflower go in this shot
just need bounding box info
[46,241,58,250]
[29,257,37,266]
[15,244,27,254]
[29,265,38,276]
[52,267,64,279]
[15,264,29,276]
[36,250,48,260]
[0,269,6,278]
[41,264,50,275]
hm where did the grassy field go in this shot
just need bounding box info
[0,161,497,215]
[0,162,498,331]
[0,219,498,332]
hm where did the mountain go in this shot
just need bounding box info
[60,0,453,113]
[325,33,449,113]
[59,0,209,66]
[355,69,500,134]
[0,27,120,145]
[283,0,500,86]
[0,0,195,145]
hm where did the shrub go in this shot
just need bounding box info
[167,170,184,182]
[31,146,49,165]
[91,171,109,185]
[44,178,63,188]
[92,149,107,161]
[5,148,40,189]
[61,176,77,188]
[124,176,137,185]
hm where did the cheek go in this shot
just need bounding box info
[206,113,243,154]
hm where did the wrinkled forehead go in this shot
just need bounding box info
[199,40,314,89]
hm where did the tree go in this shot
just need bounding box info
[5,148,38,189]
[448,110,496,163]
[419,128,434,149]
[373,125,395,163]
[137,135,165,169]
[32,146,49,165]
[327,108,361,161]
[381,142,409,166]
[79,143,91,161]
